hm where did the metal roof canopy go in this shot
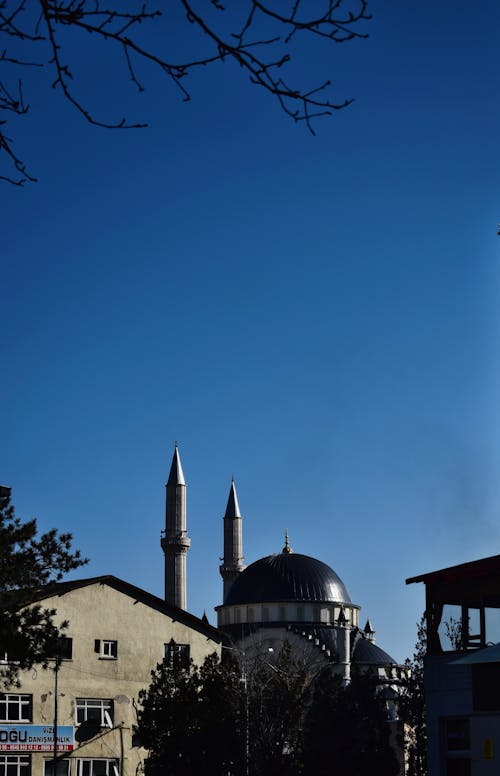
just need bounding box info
[406,554,500,655]
[406,554,500,608]
[453,643,500,665]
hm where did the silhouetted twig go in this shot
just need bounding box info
[0,0,371,183]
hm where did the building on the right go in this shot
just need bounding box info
[407,554,500,776]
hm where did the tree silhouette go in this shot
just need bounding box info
[303,667,400,776]
[399,616,428,776]
[0,0,371,184]
[136,650,244,776]
[0,487,87,688]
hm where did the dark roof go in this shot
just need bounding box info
[290,625,399,667]
[406,554,500,586]
[16,575,222,642]
[224,552,352,606]
[352,636,397,667]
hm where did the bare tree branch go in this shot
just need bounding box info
[0,0,371,183]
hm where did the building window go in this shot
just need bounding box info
[44,761,70,776]
[296,606,304,621]
[0,756,31,776]
[235,609,241,624]
[57,637,73,661]
[75,760,118,776]
[247,607,254,623]
[446,761,471,776]
[75,699,113,728]
[472,664,500,711]
[446,718,470,751]
[0,650,19,665]
[312,607,320,622]
[164,642,190,669]
[444,718,470,776]
[278,606,286,621]
[94,640,117,659]
[0,694,32,722]
[262,607,269,622]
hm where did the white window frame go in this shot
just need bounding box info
[0,694,32,723]
[75,760,119,776]
[94,640,117,660]
[101,641,117,659]
[75,698,113,728]
[0,755,31,776]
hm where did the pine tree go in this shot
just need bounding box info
[0,488,86,687]
[137,650,244,776]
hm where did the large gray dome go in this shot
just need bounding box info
[224,552,352,606]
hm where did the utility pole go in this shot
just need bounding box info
[52,643,60,776]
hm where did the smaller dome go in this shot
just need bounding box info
[224,552,352,606]
[352,637,397,667]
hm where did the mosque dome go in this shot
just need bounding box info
[224,551,352,606]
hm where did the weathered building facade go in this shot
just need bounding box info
[0,576,222,776]
[1,447,221,776]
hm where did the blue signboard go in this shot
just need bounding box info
[0,725,74,752]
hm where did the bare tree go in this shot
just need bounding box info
[1,0,370,184]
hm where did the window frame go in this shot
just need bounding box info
[163,642,190,669]
[75,698,114,728]
[94,640,117,660]
[442,717,471,776]
[0,694,32,723]
[74,760,119,776]
[43,760,70,776]
[0,755,31,776]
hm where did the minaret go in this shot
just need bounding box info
[161,445,191,610]
[219,478,245,601]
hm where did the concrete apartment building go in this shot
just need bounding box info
[407,554,500,776]
[1,449,222,776]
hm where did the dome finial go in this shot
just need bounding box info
[282,529,293,554]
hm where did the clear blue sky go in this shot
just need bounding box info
[2,0,500,663]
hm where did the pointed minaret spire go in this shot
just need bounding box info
[161,444,191,610]
[224,478,241,519]
[220,478,245,602]
[167,444,185,486]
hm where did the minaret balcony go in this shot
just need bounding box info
[161,533,191,552]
